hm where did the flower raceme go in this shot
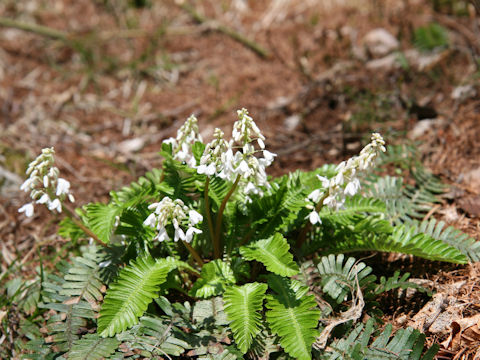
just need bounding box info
[306,133,386,224]
[19,147,74,218]
[193,108,276,198]
[163,114,202,168]
[143,197,203,243]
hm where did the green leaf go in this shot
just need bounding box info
[316,254,375,304]
[365,176,439,223]
[98,256,174,337]
[60,245,103,305]
[84,203,121,244]
[240,233,299,277]
[67,334,119,360]
[192,141,206,163]
[223,283,268,353]
[389,224,467,263]
[317,217,467,264]
[190,260,236,298]
[320,196,386,225]
[265,276,320,360]
[116,316,193,357]
[321,318,439,359]
[406,219,480,262]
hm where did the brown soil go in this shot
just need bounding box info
[1,0,480,358]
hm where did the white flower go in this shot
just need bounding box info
[344,178,360,196]
[144,197,203,243]
[307,133,386,214]
[185,227,202,243]
[316,175,330,188]
[308,211,321,225]
[237,160,250,176]
[262,150,276,166]
[308,189,323,203]
[244,182,257,195]
[143,213,157,227]
[20,178,35,191]
[164,114,202,166]
[189,210,203,225]
[18,203,34,217]
[197,163,216,176]
[19,147,75,217]
[56,178,71,196]
[47,198,62,213]
[257,138,265,149]
[36,194,50,204]
[173,219,186,242]
[157,227,170,242]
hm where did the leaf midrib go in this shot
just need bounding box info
[101,260,165,335]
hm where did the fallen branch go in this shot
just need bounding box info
[178,2,270,59]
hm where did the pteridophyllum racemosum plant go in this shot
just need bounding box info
[18,109,473,359]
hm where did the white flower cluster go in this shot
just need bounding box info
[307,133,386,225]
[197,128,230,177]
[19,147,74,218]
[143,197,203,243]
[164,114,202,167]
[196,108,276,197]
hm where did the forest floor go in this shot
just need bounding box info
[1,0,480,358]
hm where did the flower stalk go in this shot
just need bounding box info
[204,177,215,244]
[62,204,107,247]
[213,175,241,259]
[182,241,204,267]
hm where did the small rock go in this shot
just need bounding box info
[363,28,399,57]
[366,53,400,70]
[409,118,444,139]
[462,167,480,189]
[117,138,145,154]
[451,85,476,101]
[284,114,301,131]
[458,196,480,218]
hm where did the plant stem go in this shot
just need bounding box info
[61,204,107,247]
[213,175,241,259]
[296,193,327,249]
[204,177,215,244]
[183,241,204,267]
[0,17,68,41]
[178,3,270,59]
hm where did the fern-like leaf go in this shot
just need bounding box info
[322,319,439,359]
[83,203,121,244]
[389,224,467,263]
[240,233,299,277]
[406,219,480,262]
[316,254,375,304]
[60,245,103,306]
[223,283,268,353]
[265,275,320,360]
[67,334,119,360]
[320,195,386,225]
[38,261,96,352]
[190,260,236,298]
[319,217,467,263]
[98,256,174,337]
[365,176,438,223]
[117,315,194,357]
